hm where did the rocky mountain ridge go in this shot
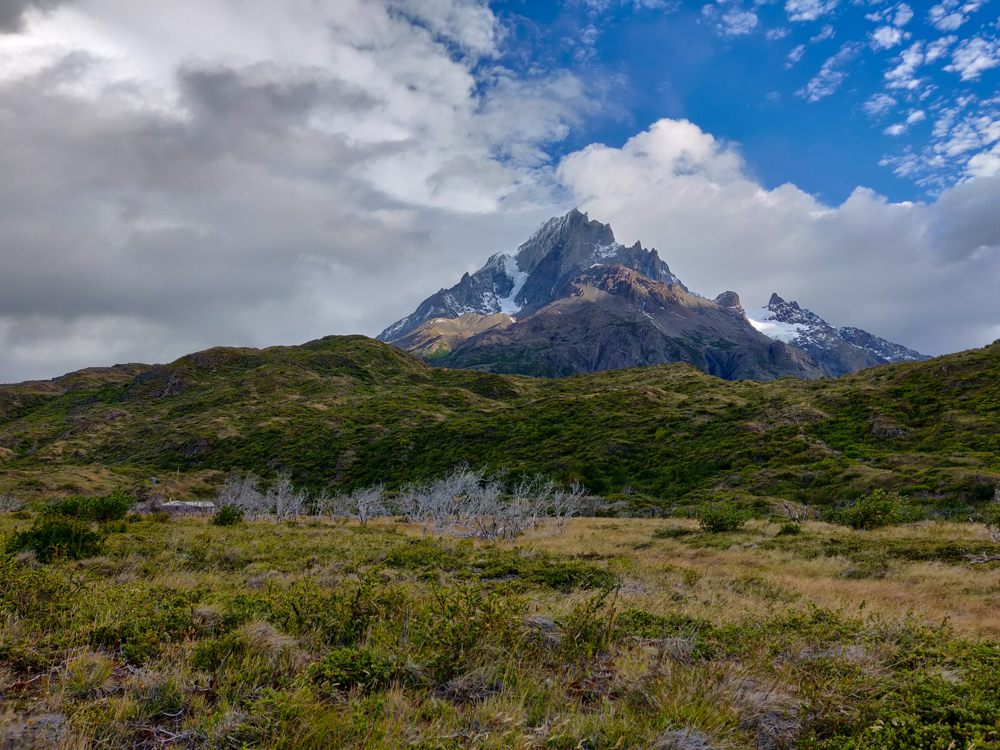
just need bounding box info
[380,210,928,381]
[745,294,930,377]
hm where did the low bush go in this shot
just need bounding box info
[309,647,396,694]
[696,503,748,533]
[829,490,903,530]
[777,522,802,536]
[6,516,101,563]
[212,505,245,527]
[48,489,132,523]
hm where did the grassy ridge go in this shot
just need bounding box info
[1,336,999,511]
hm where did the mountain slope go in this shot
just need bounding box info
[382,210,927,381]
[429,266,823,380]
[1,335,998,514]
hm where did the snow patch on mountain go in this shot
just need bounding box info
[745,309,809,343]
[499,255,527,316]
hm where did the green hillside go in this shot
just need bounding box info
[1,335,999,513]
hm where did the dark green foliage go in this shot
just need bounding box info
[3,336,1000,512]
[652,527,696,539]
[48,489,132,522]
[696,503,748,533]
[831,490,904,530]
[212,505,245,527]
[777,522,802,536]
[309,647,396,694]
[5,516,101,562]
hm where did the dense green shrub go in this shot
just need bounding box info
[830,490,903,530]
[696,503,748,533]
[6,516,101,562]
[777,522,802,536]
[309,647,396,694]
[212,505,245,527]
[49,489,132,522]
[982,501,1000,528]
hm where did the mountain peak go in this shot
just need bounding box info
[513,209,616,276]
[768,293,785,307]
[714,291,744,315]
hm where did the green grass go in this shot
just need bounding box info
[0,514,998,748]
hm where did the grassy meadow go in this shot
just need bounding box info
[1,510,999,749]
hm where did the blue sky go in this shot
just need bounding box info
[0,0,997,381]
[488,0,1000,203]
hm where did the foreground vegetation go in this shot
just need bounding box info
[1,503,999,749]
[1,336,1000,518]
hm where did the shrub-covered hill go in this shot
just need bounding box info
[1,335,1000,511]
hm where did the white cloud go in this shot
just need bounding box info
[785,0,839,22]
[766,26,791,39]
[864,92,898,116]
[893,3,914,26]
[871,25,904,49]
[944,36,1000,80]
[884,123,907,134]
[810,23,835,42]
[926,0,989,31]
[884,41,925,89]
[966,143,1000,176]
[785,43,806,67]
[926,35,959,62]
[881,97,1000,185]
[702,3,760,37]
[558,118,1000,356]
[721,8,760,35]
[797,43,862,101]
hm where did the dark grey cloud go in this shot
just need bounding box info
[0,3,572,382]
[0,0,66,32]
[929,176,1000,261]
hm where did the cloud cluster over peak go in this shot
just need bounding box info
[557,118,1000,357]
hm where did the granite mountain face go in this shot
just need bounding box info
[379,210,928,380]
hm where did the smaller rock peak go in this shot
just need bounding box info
[714,291,744,314]
[768,293,785,307]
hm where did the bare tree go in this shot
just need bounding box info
[509,475,553,534]
[268,473,304,522]
[400,469,481,535]
[217,473,267,521]
[551,482,586,535]
[781,501,810,524]
[352,484,386,526]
